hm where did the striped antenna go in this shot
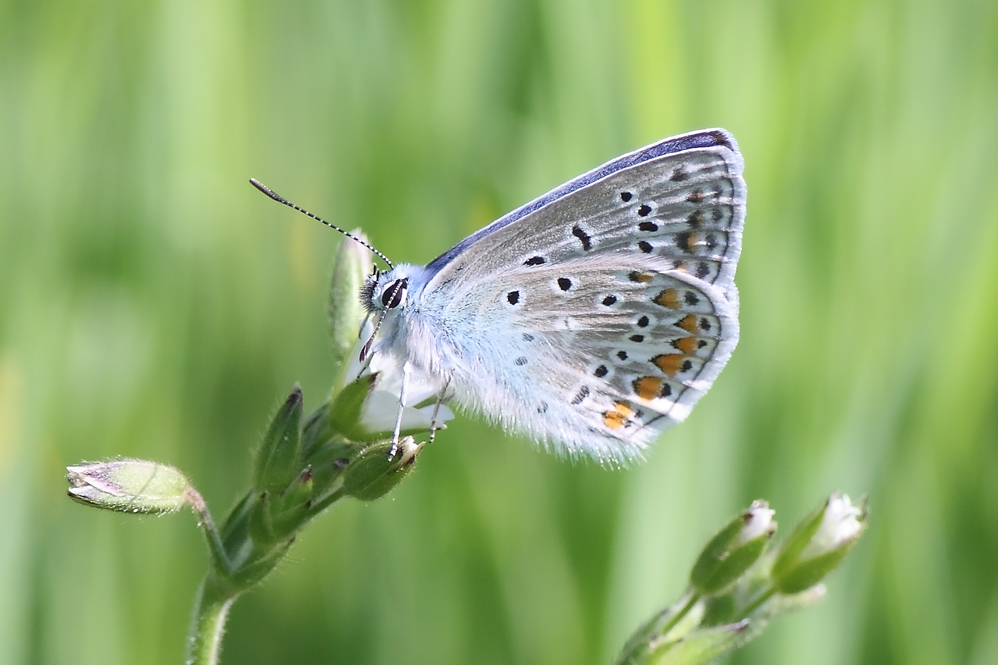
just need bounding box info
[249,178,394,269]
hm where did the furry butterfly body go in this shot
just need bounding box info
[364,129,745,464]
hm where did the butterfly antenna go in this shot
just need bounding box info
[249,178,394,269]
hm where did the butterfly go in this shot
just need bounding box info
[256,128,745,465]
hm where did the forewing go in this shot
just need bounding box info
[419,132,745,463]
[424,132,745,304]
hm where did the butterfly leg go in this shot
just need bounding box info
[427,378,451,445]
[388,361,412,459]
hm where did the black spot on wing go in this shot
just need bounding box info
[676,232,692,253]
[572,225,592,250]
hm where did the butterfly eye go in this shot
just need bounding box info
[381,278,408,308]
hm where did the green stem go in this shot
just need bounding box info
[658,591,700,638]
[306,486,346,518]
[738,586,776,619]
[186,576,237,665]
[186,487,232,574]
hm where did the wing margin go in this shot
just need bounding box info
[425,129,741,275]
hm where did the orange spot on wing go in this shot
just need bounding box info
[614,400,635,417]
[603,400,636,429]
[652,354,686,376]
[673,337,698,354]
[677,314,698,333]
[633,377,663,400]
[629,271,654,283]
[603,411,626,429]
[654,288,680,308]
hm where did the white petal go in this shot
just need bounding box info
[802,493,864,558]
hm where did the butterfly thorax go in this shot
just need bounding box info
[363,264,457,387]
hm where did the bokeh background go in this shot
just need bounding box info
[2,1,997,664]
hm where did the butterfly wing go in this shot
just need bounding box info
[415,129,745,463]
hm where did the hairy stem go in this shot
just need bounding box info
[185,576,237,665]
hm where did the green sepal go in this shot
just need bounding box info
[692,533,770,596]
[771,504,825,582]
[269,467,317,536]
[690,505,773,595]
[341,440,420,501]
[300,402,334,457]
[643,621,750,665]
[252,385,304,495]
[219,491,255,568]
[328,374,377,439]
[328,232,372,373]
[227,540,294,590]
[773,541,857,594]
[615,593,703,665]
[302,440,356,498]
[249,492,277,547]
[699,593,736,628]
[690,518,741,591]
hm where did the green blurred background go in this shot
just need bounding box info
[2,0,997,663]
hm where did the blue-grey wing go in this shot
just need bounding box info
[414,129,745,462]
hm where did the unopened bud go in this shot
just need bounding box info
[67,459,191,514]
[341,437,422,501]
[772,492,867,594]
[253,385,304,494]
[328,231,373,369]
[691,500,776,595]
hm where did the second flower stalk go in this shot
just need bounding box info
[616,494,867,665]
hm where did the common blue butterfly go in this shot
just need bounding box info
[259,129,745,465]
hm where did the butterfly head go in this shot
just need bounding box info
[362,268,412,315]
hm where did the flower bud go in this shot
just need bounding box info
[67,459,191,514]
[328,373,378,439]
[253,385,304,494]
[328,231,373,370]
[341,437,422,501]
[691,500,776,595]
[772,492,867,594]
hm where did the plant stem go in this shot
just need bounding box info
[738,586,776,619]
[306,486,346,518]
[186,576,237,665]
[186,487,232,574]
[658,591,700,638]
